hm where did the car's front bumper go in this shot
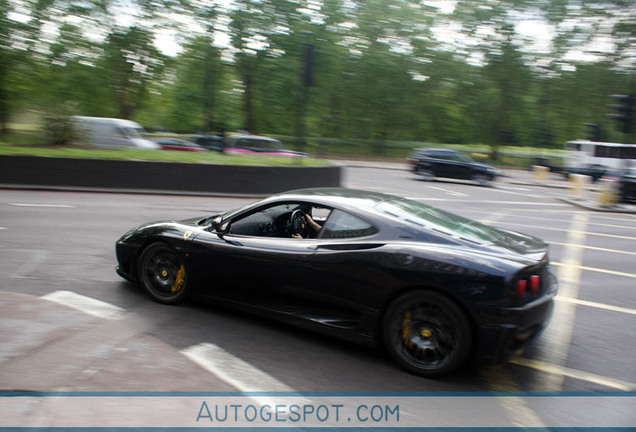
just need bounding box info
[115,240,139,282]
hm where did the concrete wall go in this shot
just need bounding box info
[0,156,342,195]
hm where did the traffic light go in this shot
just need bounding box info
[607,94,635,134]
[585,122,601,141]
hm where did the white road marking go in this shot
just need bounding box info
[552,261,636,279]
[556,296,636,317]
[490,187,543,199]
[182,343,312,407]
[470,210,636,231]
[478,211,508,225]
[511,358,636,391]
[539,212,589,391]
[425,186,468,197]
[497,185,531,192]
[41,291,124,320]
[8,203,75,208]
[0,227,6,230]
[496,221,636,241]
[549,242,636,257]
[407,198,568,206]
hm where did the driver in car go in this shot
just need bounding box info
[291,206,322,239]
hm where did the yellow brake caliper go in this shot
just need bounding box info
[171,265,185,293]
[401,311,414,349]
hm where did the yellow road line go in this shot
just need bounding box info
[540,213,589,391]
[477,366,548,428]
[552,261,636,279]
[556,296,636,316]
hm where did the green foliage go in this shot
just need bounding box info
[42,104,83,146]
[1,0,635,149]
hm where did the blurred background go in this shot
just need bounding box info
[1,0,635,162]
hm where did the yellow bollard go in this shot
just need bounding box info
[532,165,549,182]
[569,174,589,199]
[597,178,619,207]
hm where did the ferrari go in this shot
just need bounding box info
[115,188,557,376]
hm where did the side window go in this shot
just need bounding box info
[320,210,377,239]
[228,204,293,237]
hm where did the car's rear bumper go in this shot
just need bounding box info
[471,293,556,364]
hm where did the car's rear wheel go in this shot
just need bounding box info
[415,167,435,181]
[383,290,472,377]
[138,242,190,304]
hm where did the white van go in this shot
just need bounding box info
[74,116,160,150]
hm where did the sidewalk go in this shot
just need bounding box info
[0,291,237,393]
[503,169,636,214]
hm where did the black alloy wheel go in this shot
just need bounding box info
[473,173,490,187]
[383,290,472,377]
[415,167,435,181]
[138,242,190,304]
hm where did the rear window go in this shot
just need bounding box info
[321,209,377,239]
[376,198,504,244]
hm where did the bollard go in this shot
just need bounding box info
[569,174,590,199]
[532,165,549,182]
[597,178,619,207]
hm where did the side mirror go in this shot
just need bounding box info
[211,217,225,236]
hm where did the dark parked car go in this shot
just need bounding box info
[192,134,309,157]
[116,188,557,376]
[618,166,636,203]
[154,138,208,152]
[409,149,499,186]
[560,164,609,182]
[224,134,309,157]
[192,135,224,152]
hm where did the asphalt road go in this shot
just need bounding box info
[1,167,636,397]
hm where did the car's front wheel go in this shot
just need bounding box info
[383,290,472,377]
[473,173,490,186]
[138,242,190,304]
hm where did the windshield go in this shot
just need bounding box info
[118,127,143,139]
[376,198,504,244]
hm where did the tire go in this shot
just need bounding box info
[415,167,435,181]
[138,242,190,304]
[383,290,472,377]
[473,173,490,187]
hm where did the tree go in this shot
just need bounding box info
[100,26,166,119]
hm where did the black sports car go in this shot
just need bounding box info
[116,188,557,376]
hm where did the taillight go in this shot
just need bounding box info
[517,275,541,298]
[517,280,527,298]
[530,275,540,293]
